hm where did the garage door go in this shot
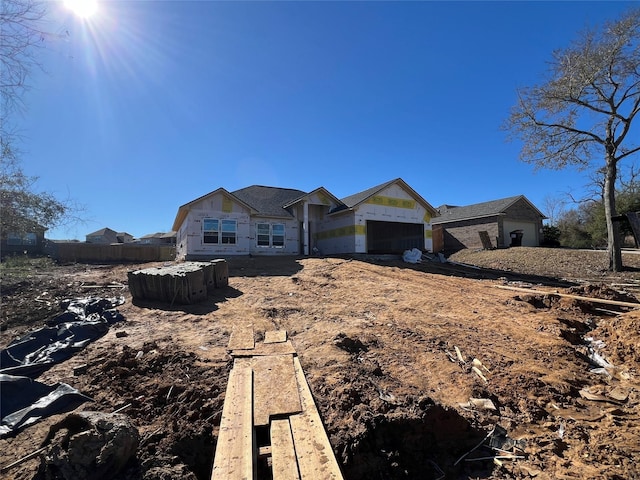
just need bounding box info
[367,221,424,254]
[503,221,538,247]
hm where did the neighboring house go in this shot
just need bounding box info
[172,178,437,260]
[138,231,177,245]
[86,228,134,244]
[116,232,134,244]
[432,195,546,253]
[1,220,47,256]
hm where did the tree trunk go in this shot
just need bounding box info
[604,156,623,271]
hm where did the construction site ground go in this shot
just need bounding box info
[1,246,639,480]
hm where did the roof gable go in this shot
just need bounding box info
[172,187,255,231]
[432,195,545,224]
[87,227,117,237]
[282,187,343,209]
[336,178,437,215]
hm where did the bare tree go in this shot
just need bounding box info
[505,8,640,271]
[541,194,566,226]
[1,0,82,237]
[1,0,48,123]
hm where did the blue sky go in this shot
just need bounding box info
[16,1,637,239]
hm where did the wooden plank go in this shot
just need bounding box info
[252,355,302,426]
[478,231,493,250]
[231,340,296,357]
[211,359,255,480]
[264,330,288,344]
[495,285,640,308]
[271,419,301,480]
[289,357,343,480]
[228,326,255,350]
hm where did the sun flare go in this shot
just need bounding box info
[64,0,98,18]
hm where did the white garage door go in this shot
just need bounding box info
[503,221,538,247]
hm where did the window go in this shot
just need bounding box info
[256,223,285,247]
[272,224,285,247]
[203,219,237,245]
[7,233,37,246]
[221,220,237,244]
[257,223,270,246]
[203,219,219,244]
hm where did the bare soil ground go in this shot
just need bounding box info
[1,247,640,480]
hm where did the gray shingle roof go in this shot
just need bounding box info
[231,185,308,218]
[432,195,532,224]
[87,227,116,236]
[340,179,397,207]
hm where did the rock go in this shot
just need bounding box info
[42,411,140,480]
[334,333,368,354]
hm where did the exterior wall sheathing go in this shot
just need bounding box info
[315,184,433,255]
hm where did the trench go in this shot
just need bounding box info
[338,404,494,480]
[168,402,493,480]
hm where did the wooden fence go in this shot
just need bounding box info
[48,243,175,264]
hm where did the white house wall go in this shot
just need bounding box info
[315,211,358,255]
[502,220,539,247]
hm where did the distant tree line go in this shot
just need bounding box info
[543,177,640,249]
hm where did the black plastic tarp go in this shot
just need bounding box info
[0,296,125,378]
[0,374,93,437]
[0,296,125,437]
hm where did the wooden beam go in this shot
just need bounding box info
[289,357,343,480]
[270,419,301,480]
[253,355,302,426]
[264,330,288,344]
[231,340,296,357]
[495,285,640,308]
[211,358,255,480]
[228,325,255,351]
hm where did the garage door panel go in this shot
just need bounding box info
[367,221,424,254]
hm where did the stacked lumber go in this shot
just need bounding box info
[127,260,228,304]
[212,328,344,480]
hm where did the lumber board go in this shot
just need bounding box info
[252,355,302,426]
[264,330,288,344]
[231,340,296,357]
[289,357,343,480]
[211,359,254,480]
[270,419,301,480]
[495,285,640,308]
[228,326,255,351]
[478,231,493,250]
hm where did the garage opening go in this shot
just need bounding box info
[366,221,424,254]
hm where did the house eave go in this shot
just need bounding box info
[431,212,506,225]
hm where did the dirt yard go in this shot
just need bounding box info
[1,247,639,480]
